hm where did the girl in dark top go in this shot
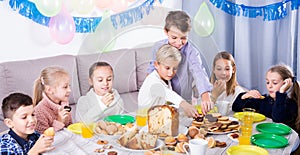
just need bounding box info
[233,64,300,134]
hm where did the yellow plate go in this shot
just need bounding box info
[67,123,95,134]
[227,145,268,155]
[67,123,83,134]
[233,112,266,122]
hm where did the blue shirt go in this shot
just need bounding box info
[0,129,40,155]
[147,39,212,101]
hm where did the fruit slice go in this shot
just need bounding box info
[44,127,55,136]
[207,137,216,148]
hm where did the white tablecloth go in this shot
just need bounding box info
[43,116,299,155]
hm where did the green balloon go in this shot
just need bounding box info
[193,2,215,37]
[35,0,62,17]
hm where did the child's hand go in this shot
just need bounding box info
[212,80,226,99]
[28,135,54,154]
[57,107,71,124]
[241,90,261,99]
[180,101,199,117]
[200,100,215,115]
[101,93,114,106]
[280,78,292,93]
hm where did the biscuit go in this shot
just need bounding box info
[218,116,229,121]
[97,140,108,145]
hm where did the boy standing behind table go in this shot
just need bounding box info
[0,93,54,155]
[139,44,199,117]
[147,10,213,115]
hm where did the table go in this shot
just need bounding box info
[44,116,299,155]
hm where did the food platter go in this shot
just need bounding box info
[206,117,240,135]
[116,139,164,152]
[233,112,266,123]
[227,145,268,155]
[251,133,289,148]
[103,115,135,125]
[256,123,291,135]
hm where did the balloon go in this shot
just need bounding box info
[73,0,95,14]
[95,0,112,9]
[35,0,63,17]
[110,0,128,13]
[49,7,76,44]
[193,2,215,37]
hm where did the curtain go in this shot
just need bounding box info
[183,0,299,93]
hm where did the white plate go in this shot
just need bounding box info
[207,117,239,135]
[117,139,164,152]
[140,125,188,137]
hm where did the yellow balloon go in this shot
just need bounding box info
[193,2,215,37]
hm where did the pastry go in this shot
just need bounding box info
[148,105,179,136]
[107,151,118,155]
[188,126,199,138]
[177,133,188,142]
[97,140,108,145]
[207,137,216,148]
[44,127,55,136]
[165,136,177,146]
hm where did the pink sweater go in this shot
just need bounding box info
[34,93,72,133]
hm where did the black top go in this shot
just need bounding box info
[232,91,298,134]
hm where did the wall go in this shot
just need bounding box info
[0,0,182,63]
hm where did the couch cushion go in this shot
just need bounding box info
[76,49,137,95]
[135,46,153,90]
[0,55,81,121]
[120,91,138,113]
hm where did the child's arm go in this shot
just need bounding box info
[27,135,54,155]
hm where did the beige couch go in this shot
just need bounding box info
[0,46,152,131]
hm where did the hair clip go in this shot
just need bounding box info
[40,77,45,85]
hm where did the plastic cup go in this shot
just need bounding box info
[81,123,93,138]
[136,108,148,127]
[239,108,255,145]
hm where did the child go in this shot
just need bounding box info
[75,62,124,123]
[233,64,300,134]
[33,66,72,133]
[1,93,54,154]
[147,10,213,115]
[139,44,199,117]
[210,51,246,114]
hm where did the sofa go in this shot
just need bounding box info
[0,46,153,132]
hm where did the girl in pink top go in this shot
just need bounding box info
[33,66,72,133]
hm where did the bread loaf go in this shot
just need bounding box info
[118,126,138,146]
[119,130,158,150]
[148,105,179,136]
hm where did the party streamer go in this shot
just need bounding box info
[210,0,299,21]
[8,0,162,33]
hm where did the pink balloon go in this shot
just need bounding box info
[49,7,75,44]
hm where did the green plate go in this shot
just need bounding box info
[256,123,291,135]
[227,145,268,155]
[251,133,289,148]
[234,112,266,122]
[103,115,135,125]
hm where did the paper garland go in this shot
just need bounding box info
[210,0,300,21]
[6,0,300,34]
[8,0,161,33]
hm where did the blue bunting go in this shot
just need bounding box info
[210,0,299,21]
[8,0,162,33]
[111,0,155,29]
